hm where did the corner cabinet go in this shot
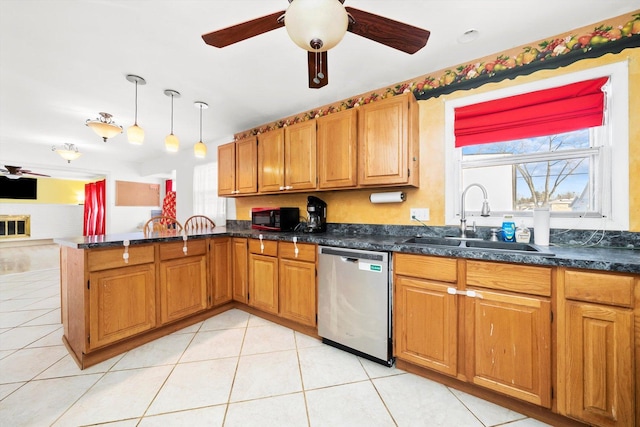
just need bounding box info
[209,237,232,307]
[358,93,419,187]
[558,268,636,427]
[232,237,249,304]
[158,240,208,325]
[218,136,258,196]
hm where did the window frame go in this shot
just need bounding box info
[444,61,629,231]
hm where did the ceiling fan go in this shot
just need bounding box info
[202,0,430,88]
[1,165,50,180]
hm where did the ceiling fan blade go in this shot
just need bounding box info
[202,10,285,48]
[22,171,50,177]
[308,51,328,89]
[345,7,430,54]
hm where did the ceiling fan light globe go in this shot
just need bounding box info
[194,141,207,158]
[127,123,145,145]
[165,133,180,152]
[285,0,348,52]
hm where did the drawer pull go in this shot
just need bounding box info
[447,287,482,298]
[259,234,264,253]
[293,236,299,258]
[182,234,188,255]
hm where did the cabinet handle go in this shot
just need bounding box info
[123,240,130,264]
[279,186,285,191]
[183,234,188,255]
[259,234,264,253]
[293,236,299,258]
[447,287,482,298]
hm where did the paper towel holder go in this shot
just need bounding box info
[369,191,406,204]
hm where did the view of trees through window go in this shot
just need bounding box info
[461,129,599,214]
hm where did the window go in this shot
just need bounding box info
[193,162,226,225]
[445,61,629,231]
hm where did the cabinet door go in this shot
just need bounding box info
[218,142,236,196]
[285,120,317,191]
[394,276,457,376]
[159,255,207,324]
[317,109,357,189]
[358,94,412,186]
[89,264,156,349]
[279,258,316,326]
[232,238,248,303]
[564,301,633,426]
[465,289,551,408]
[258,129,285,193]
[248,253,278,314]
[236,136,258,195]
[210,238,232,306]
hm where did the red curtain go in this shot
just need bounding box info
[84,179,106,236]
[454,77,608,147]
[165,179,173,193]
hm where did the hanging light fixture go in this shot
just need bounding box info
[52,143,82,163]
[86,112,122,142]
[164,89,180,153]
[285,0,349,52]
[193,101,208,159]
[126,74,146,145]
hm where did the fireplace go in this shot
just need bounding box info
[0,215,31,238]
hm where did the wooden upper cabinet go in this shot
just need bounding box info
[235,136,258,195]
[358,93,419,187]
[258,129,285,193]
[317,109,358,189]
[217,142,236,196]
[218,137,257,196]
[285,120,317,191]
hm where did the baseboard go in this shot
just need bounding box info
[0,239,55,248]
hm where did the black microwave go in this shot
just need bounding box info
[251,207,300,231]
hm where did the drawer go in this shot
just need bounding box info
[159,239,206,261]
[279,241,316,262]
[249,238,278,256]
[466,260,551,296]
[88,244,155,271]
[565,269,635,308]
[394,253,457,283]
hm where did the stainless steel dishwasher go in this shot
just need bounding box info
[317,246,393,366]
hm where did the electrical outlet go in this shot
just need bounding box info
[410,208,430,221]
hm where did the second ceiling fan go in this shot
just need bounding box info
[202,0,430,88]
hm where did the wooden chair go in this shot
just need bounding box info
[184,215,216,233]
[143,216,183,236]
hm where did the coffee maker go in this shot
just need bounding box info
[304,196,327,233]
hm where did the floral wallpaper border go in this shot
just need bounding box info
[235,12,640,140]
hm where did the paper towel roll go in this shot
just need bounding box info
[369,191,406,204]
[533,207,550,246]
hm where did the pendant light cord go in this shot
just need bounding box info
[170,94,174,135]
[134,80,139,125]
[199,104,203,142]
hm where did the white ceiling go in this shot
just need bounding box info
[1,1,638,180]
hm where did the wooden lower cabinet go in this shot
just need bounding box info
[559,269,636,426]
[159,241,208,324]
[232,238,248,303]
[465,288,551,408]
[248,239,279,314]
[210,237,232,306]
[88,263,156,349]
[278,241,317,327]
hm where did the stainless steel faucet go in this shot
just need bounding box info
[460,183,490,238]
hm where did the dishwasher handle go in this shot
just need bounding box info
[340,256,359,263]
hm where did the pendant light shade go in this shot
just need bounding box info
[126,74,146,145]
[52,143,82,163]
[164,89,180,153]
[285,0,349,52]
[86,112,122,142]
[193,101,208,159]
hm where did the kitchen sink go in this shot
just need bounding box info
[400,236,555,256]
[402,237,464,247]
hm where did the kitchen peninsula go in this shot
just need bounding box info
[56,225,640,427]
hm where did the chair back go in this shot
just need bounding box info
[143,216,183,236]
[184,215,216,233]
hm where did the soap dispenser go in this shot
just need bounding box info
[502,215,516,242]
[515,223,531,243]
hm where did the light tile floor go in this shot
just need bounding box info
[0,243,552,426]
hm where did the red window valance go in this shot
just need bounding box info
[454,77,608,148]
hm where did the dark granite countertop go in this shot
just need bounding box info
[55,226,640,274]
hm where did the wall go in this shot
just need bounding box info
[232,48,639,232]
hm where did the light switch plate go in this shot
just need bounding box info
[410,208,430,221]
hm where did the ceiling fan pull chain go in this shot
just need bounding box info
[313,51,320,84]
[318,53,325,80]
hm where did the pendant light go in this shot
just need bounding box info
[86,112,122,142]
[126,74,146,145]
[193,101,208,159]
[164,89,180,152]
